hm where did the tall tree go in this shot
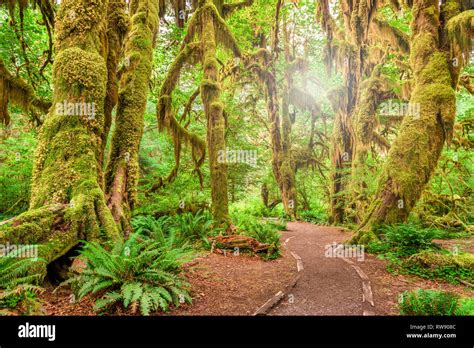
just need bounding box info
[0,0,121,279]
[156,0,252,225]
[353,1,473,242]
[317,0,385,223]
[105,0,159,235]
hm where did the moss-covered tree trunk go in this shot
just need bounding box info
[155,0,247,226]
[102,0,129,174]
[257,52,287,215]
[353,0,467,243]
[249,0,296,218]
[280,22,297,218]
[0,0,121,279]
[319,0,379,224]
[105,0,159,234]
[349,65,394,223]
[201,0,229,224]
[330,99,352,224]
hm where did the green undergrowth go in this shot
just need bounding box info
[132,210,221,250]
[399,289,474,316]
[367,223,474,284]
[231,211,286,260]
[0,284,44,315]
[60,234,193,316]
[0,251,46,315]
[299,208,329,225]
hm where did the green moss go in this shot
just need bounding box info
[409,251,474,270]
[3,0,122,283]
[356,2,458,234]
[105,0,159,231]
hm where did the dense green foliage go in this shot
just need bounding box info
[0,0,472,317]
[399,289,474,316]
[367,224,474,284]
[62,235,192,315]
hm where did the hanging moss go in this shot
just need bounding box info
[102,0,130,174]
[353,0,462,243]
[371,18,410,54]
[154,0,247,225]
[0,59,51,125]
[349,64,394,222]
[446,9,473,84]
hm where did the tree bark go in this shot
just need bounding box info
[353,0,464,243]
[0,0,121,280]
[201,1,229,225]
[105,0,159,235]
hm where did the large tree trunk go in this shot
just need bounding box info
[328,86,353,224]
[249,0,296,218]
[319,0,379,224]
[349,65,394,223]
[279,21,297,218]
[201,1,229,224]
[0,0,121,280]
[353,0,462,243]
[102,0,129,176]
[105,0,159,235]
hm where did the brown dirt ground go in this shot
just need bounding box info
[38,247,296,316]
[270,222,474,316]
[36,222,473,316]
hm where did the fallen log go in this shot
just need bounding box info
[210,235,271,253]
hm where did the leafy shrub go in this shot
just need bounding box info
[132,215,174,248]
[399,290,460,315]
[299,209,328,224]
[132,211,221,249]
[134,190,210,218]
[368,224,439,257]
[0,251,46,288]
[232,213,282,260]
[266,219,287,231]
[399,289,474,316]
[404,250,474,284]
[456,297,474,316]
[62,235,193,315]
[366,224,474,284]
[167,211,221,247]
[0,284,44,315]
[0,252,46,315]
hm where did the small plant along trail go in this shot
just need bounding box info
[270,222,377,315]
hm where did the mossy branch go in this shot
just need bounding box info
[371,18,410,54]
[447,10,474,75]
[0,59,52,125]
[222,0,254,18]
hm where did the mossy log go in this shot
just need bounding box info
[211,235,271,253]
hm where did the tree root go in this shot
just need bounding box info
[0,195,121,283]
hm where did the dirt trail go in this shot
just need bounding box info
[270,222,378,315]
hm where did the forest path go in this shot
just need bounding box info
[269,222,377,315]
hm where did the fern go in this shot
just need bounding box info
[0,257,46,289]
[63,235,193,316]
[132,211,222,249]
